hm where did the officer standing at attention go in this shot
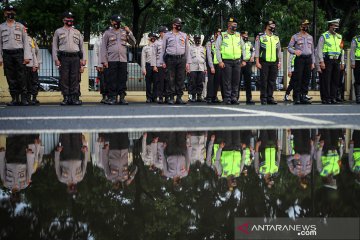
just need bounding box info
[0,5,31,106]
[152,26,168,104]
[142,32,157,103]
[350,25,360,104]
[288,19,314,105]
[255,20,282,105]
[189,34,207,102]
[317,19,344,104]
[159,18,191,105]
[53,11,86,106]
[205,28,222,104]
[216,17,246,105]
[240,31,255,105]
[100,15,136,105]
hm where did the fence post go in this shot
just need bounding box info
[283,49,289,90]
[345,49,353,101]
[0,62,10,101]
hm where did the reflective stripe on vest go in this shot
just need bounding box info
[212,144,241,177]
[259,34,280,62]
[354,36,360,60]
[259,147,278,174]
[322,31,342,57]
[353,148,360,172]
[243,42,252,61]
[220,31,242,60]
[320,151,340,177]
[211,43,219,64]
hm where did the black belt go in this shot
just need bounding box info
[58,51,80,57]
[223,59,241,61]
[3,49,23,54]
[298,55,312,58]
[166,54,184,59]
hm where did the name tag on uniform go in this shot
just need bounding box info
[59,33,66,39]
[223,34,229,39]
[109,37,116,41]
[325,34,330,39]
[15,25,21,31]
[262,37,268,42]
[180,37,185,45]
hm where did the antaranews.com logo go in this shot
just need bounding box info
[237,222,317,236]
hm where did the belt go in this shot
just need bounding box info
[223,58,241,61]
[166,54,184,59]
[58,51,80,57]
[298,55,312,58]
[3,49,23,54]
[324,55,339,60]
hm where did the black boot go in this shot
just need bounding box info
[196,94,204,102]
[72,94,82,105]
[118,94,128,105]
[300,94,311,104]
[32,95,40,105]
[20,94,29,106]
[356,85,360,104]
[6,94,18,106]
[61,95,69,105]
[176,96,186,104]
[293,94,301,105]
[106,96,117,105]
[168,96,175,105]
[100,94,107,104]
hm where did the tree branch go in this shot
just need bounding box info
[139,0,154,14]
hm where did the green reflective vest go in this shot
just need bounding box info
[259,147,278,175]
[322,31,342,57]
[244,148,252,166]
[320,151,340,177]
[243,41,252,61]
[212,144,241,177]
[211,43,219,64]
[220,31,242,60]
[259,33,280,62]
[353,148,360,172]
[354,36,360,60]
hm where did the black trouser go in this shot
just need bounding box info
[222,59,241,101]
[164,132,186,156]
[322,59,340,101]
[165,56,186,98]
[59,133,84,161]
[318,71,325,100]
[355,61,360,97]
[206,64,222,100]
[25,67,39,97]
[189,71,205,95]
[286,74,295,95]
[292,129,311,154]
[155,67,166,98]
[318,129,343,152]
[99,133,129,150]
[338,69,345,99]
[353,130,360,148]
[212,131,241,150]
[145,63,156,100]
[293,55,312,100]
[259,130,277,151]
[99,69,108,96]
[6,134,39,163]
[59,55,81,96]
[259,61,278,102]
[240,62,253,101]
[107,61,127,97]
[240,130,253,145]
[2,50,26,96]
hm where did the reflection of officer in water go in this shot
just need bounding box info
[0,134,44,193]
[348,130,360,185]
[141,132,166,171]
[94,133,138,189]
[54,133,88,194]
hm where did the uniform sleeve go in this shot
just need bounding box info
[350,39,356,66]
[340,49,345,65]
[141,47,146,71]
[277,39,282,62]
[80,34,86,61]
[203,47,207,70]
[250,42,255,59]
[287,35,296,54]
[35,41,42,65]
[254,151,260,173]
[317,36,325,62]
[241,38,246,61]
[255,36,260,58]
[349,143,354,172]
[102,149,111,178]
[316,147,323,173]
[0,150,5,182]
[52,30,59,62]
[288,54,293,73]
[54,151,61,179]
[215,35,223,63]
[159,34,167,65]
[287,156,296,175]
[93,40,99,67]
[214,148,222,175]
[31,41,38,67]
[126,31,136,46]
[206,42,214,68]
[240,150,245,173]
[100,32,108,64]
[311,36,315,64]
[206,139,214,166]
[185,34,191,64]
[150,45,156,67]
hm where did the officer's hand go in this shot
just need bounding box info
[80,60,86,66]
[55,60,61,67]
[311,63,315,70]
[32,66,37,72]
[340,64,345,70]
[256,62,262,69]
[210,67,215,74]
[186,63,190,73]
[96,66,103,72]
[351,64,356,69]
[219,141,225,149]
[153,66,158,72]
[288,72,292,78]
[210,135,215,141]
[319,140,324,148]
[162,63,166,69]
[124,26,131,33]
[0,61,2,67]
[250,57,254,62]
[219,62,225,69]
[80,66,84,73]
[103,63,108,68]
[204,70,207,74]
[24,59,30,64]
[241,61,246,67]
[294,50,302,56]
[277,62,281,70]
[142,69,146,76]
[320,61,325,70]
[143,132,147,138]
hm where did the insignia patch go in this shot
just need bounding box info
[223,34,229,39]
[180,37,185,45]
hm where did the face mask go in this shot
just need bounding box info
[269,27,275,32]
[150,38,156,42]
[175,25,182,31]
[230,26,237,31]
[114,21,121,29]
[301,26,309,32]
[65,20,74,27]
[6,13,15,20]
[195,40,201,45]
[333,27,339,33]
[243,37,248,42]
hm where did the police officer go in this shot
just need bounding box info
[152,26,168,104]
[288,19,315,104]
[317,19,345,104]
[240,31,255,104]
[159,18,191,105]
[188,34,206,102]
[255,20,282,105]
[23,21,41,105]
[215,17,246,105]
[205,28,222,104]
[350,25,360,104]
[142,32,157,103]
[0,5,31,106]
[100,15,136,105]
[53,11,86,105]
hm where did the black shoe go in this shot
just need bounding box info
[206,98,212,104]
[225,100,232,105]
[321,100,327,104]
[146,98,152,103]
[119,98,128,105]
[330,99,338,104]
[20,94,29,106]
[158,98,163,104]
[6,95,18,106]
[267,100,277,105]
[231,99,240,105]
[213,98,222,103]
[294,100,301,105]
[106,97,117,105]
[246,100,255,105]
[336,98,343,103]
[31,95,40,105]
[176,97,186,104]
[168,98,175,105]
[72,95,82,105]
[100,95,107,104]
[261,101,267,105]
[300,98,312,104]
[196,95,204,102]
